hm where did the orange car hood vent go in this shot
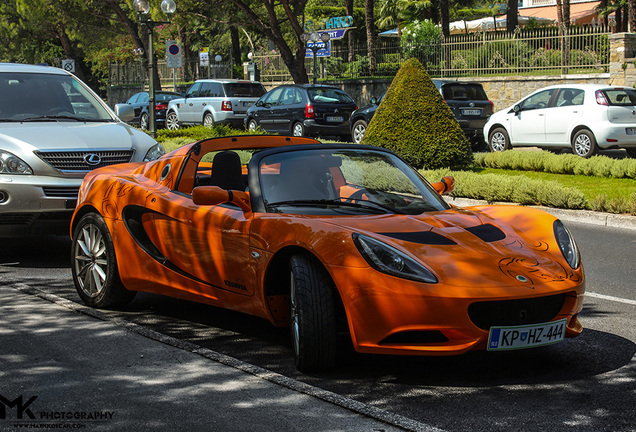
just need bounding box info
[464,223,506,242]
[379,231,456,245]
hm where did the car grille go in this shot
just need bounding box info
[36,150,135,172]
[468,294,566,330]
[42,186,80,198]
[0,213,37,225]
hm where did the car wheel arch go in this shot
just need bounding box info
[70,205,100,238]
[263,246,346,327]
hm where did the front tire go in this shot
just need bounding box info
[572,129,598,158]
[203,112,215,128]
[247,119,258,131]
[351,120,367,144]
[165,111,180,130]
[292,121,304,137]
[488,127,511,152]
[289,255,337,372]
[71,213,136,308]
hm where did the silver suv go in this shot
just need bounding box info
[0,63,164,237]
[165,79,266,129]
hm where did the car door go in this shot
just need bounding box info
[509,88,556,145]
[180,82,202,123]
[273,86,297,131]
[545,88,585,144]
[256,87,284,131]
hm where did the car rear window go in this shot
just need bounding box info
[308,88,355,104]
[224,83,266,98]
[600,88,636,106]
[441,84,488,101]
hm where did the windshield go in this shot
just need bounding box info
[224,83,266,98]
[601,88,636,106]
[0,72,113,122]
[259,148,449,215]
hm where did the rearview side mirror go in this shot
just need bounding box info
[192,186,252,215]
[431,176,455,195]
[114,104,134,122]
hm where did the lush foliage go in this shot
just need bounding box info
[156,124,265,145]
[361,58,473,170]
[400,19,442,64]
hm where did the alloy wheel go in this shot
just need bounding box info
[74,223,109,298]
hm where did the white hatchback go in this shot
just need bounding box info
[483,84,636,158]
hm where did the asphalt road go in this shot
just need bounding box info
[1,220,635,432]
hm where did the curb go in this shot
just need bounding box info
[446,197,636,231]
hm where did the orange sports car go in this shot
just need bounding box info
[70,135,584,371]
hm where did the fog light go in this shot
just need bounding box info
[0,190,8,204]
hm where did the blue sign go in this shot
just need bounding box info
[305,41,331,58]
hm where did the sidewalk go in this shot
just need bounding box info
[0,285,438,432]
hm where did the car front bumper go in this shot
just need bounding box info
[0,175,81,236]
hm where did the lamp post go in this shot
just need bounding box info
[301,31,331,84]
[133,0,176,138]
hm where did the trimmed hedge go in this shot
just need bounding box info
[473,150,636,180]
[361,58,473,170]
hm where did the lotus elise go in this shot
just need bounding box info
[70,135,584,371]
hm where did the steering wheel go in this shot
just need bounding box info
[345,188,372,202]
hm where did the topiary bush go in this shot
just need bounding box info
[361,58,473,170]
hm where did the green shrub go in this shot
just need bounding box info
[473,150,636,180]
[155,124,263,143]
[362,58,472,170]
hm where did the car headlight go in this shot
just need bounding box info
[0,152,33,174]
[352,233,438,283]
[143,143,165,161]
[554,220,580,269]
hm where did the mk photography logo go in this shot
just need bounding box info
[0,395,37,420]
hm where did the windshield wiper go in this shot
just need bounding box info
[21,115,85,122]
[266,199,401,214]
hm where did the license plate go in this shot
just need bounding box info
[243,102,253,107]
[487,319,566,351]
[626,127,636,135]
[326,116,344,122]
[461,109,482,116]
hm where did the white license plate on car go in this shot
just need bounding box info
[626,127,636,135]
[326,116,344,122]
[461,109,482,116]
[487,319,566,351]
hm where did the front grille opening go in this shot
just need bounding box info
[36,150,134,172]
[380,331,449,345]
[42,186,80,198]
[468,294,566,330]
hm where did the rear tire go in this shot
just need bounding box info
[625,148,636,158]
[351,120,367,144]
[289,254,337,372]
[572,129,597,158]
[488,127,511,152]
[247,119,258,131]
[71,213,136,308]
[292,122,304,137]
[140,112,149,130]
[203,112,215,128]
[165,111,180,130]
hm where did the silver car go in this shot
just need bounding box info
[0,63,164,237]
[165,79,266,130]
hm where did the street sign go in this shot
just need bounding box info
[61,59,75,73]
[199,48,209,67]
[166,40,182,68]
[305,41,331,58]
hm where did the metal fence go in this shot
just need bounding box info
[109,59,234,89]
[109,26,612,87]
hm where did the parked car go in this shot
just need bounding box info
[70,135,584,372]
[484,84,636,158]
[165,79,266,130]
[349,80,493,147]
[123,91,181,130]
[245,84,358,141]
[0,62,164,237]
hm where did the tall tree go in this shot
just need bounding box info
[345,0,355,62]
[506,0,518,32]
[365,0,376,75]
[440,0,450,37]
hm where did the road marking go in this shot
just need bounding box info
[587,292,636,306]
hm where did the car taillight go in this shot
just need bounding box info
[222,101,232,111]
[596,90,609,105]
[305,103,315,118]
[155,103,168,111]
